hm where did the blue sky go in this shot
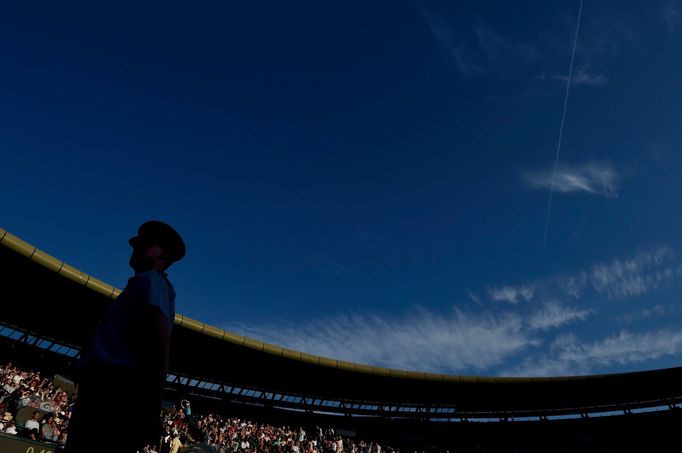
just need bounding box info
[2,0,682,376]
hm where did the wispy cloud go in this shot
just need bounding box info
[523,161,620,197]
[615,305,669,324]
[467,290,482,306]
[419,6,536,78]
[487,285,535,304]
[663,1,681,34]
[526,300,594,331]
[229,246,682,377]
[571,329,682,366]
[536,247,678,303]
[229,308,537,374]
[571,66,608,85]
[557,272,589,299]
[473,22,538,64]
[577,11,638,59]
[419,6,482,77]
[590,246,678,300]
[505,329,682,376]
[543,64,608,86]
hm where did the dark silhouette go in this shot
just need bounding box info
[65,221,185,452]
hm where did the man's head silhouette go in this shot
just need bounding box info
[128,220,185,273]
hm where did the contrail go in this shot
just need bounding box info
[542,0,584,249]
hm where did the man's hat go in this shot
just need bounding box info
[129,220,186,264]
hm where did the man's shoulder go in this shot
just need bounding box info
[135,270,170,284]
[133,271,174,294]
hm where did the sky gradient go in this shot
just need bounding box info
[2,0,682,376]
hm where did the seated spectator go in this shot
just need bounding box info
[41,413,56,441]
[2,376,16,396]
[17,389,33,407]
[24,410,40,432]
[57,428,68,446]
[4,420,17,435]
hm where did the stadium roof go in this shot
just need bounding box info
[2,225,682,417]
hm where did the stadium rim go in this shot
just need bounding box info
[0,224,676,384]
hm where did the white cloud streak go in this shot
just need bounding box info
[487,285,535,304]
[590,247,677,300]
[419,6,482,77]
[419,6,535,77]
[571,66,608,85]
[546,64,608,86]
[506,329,682,377]
[526,300,593,331]
[473,23,537,64]
[570,330,682,366]
[228,247,681,377]
[548,247,678,302]
[615,305,669,324]
[229,308,537,374]
[467,290,482,306]
[557,272,589,299]
[523,161,620,197]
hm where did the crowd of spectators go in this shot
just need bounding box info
[0,362,395,453]
[155,407,396,453]
[0,362,73,445]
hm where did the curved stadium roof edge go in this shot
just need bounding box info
[0,225,655,384]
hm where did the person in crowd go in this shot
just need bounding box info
[160,426,172,453]
[24,410,40,432]
[17,389,33,408]
[169,432,183,453]
[58,429,68,446]
[181,399,191,418]
[40,413,56,441]
[66,221,186,453]
[4,420,17,435]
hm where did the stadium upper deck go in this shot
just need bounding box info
[1,226,682,422]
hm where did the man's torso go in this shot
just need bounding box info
[83,270,175,369]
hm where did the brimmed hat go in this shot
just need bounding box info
[129,220,186,264]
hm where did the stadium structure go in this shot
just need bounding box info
[1,226,682,451]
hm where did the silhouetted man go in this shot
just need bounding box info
[66,221,185,452]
